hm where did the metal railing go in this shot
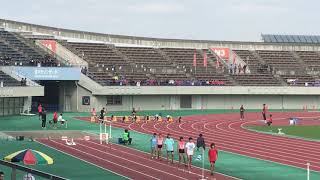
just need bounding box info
[0,160,68,180]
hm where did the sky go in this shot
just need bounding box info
[0,0,318,41]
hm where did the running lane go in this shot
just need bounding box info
[37,139,236,180]
[110,112,320,172]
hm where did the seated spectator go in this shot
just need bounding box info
[58,113,66,125]
[23,173,35,180]
[122,129,131,145]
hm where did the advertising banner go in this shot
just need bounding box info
[210,48,230,60]
[14,67,81,80]
[40,40,57,53]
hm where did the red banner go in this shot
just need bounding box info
[193,49,197,67]
[40,40,57,53]
[210,47,230,60]
[233,51,236,64]
[203,52,208,67]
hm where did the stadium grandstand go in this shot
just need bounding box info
[1,18,320,113]
[2,18,320,180]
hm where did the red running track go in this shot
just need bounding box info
[103,111,320,172]
[36,139,236,180]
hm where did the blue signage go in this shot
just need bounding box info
[14,67,81,80]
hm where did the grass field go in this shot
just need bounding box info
[248,125,320,140]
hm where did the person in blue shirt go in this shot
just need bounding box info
[164,134,175,164]
[150,133,157,159]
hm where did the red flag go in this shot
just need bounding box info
[233,52,236,65]
[203,52,208,67]
[193,49,197,67]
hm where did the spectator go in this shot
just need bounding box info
[20,78,24,86]
[238,64,242,74]
[229,64,233,74]
[23,173,35,180]
[243,64,247,74]
[58,113,66,126]
[0,171,4,180]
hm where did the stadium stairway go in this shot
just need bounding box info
[77,73,103,93]
[0,66,40,87]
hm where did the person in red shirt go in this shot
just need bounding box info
[267,114,273,126]
[38,104,42,121]
[262,104,267,121]
[52,112,58,129]
[208,143,218,176]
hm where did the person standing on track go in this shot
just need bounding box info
[41,108,47,129]
[52,111,58,129]
[208,143,218,177]
[37,103,42,121]
[267,114,273,126]
[178,116,182,123]
[185,137,196,171]
[150,133,157,159]
[164,134,175,164]
[240,105,245,120]
[177,137,187,168]
[157,133,164,160]
[91,108,97,122]
[99,107,106,122]
[196,134,205,151]
[262,104,267,121]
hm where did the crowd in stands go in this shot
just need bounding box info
[100,77,226,86]
[0,55,11,65]
[28,55,60,67]
[228,63,248,74]
[0,55,60,67]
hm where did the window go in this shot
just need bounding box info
[106,96,122,105]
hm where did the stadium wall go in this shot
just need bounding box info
[68,84,320,111]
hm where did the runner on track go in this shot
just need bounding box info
[164,134,175,164]
[267,114,273,126]
[262,104,267,121]
[150,133,157,159]
[177,137,187,168]
[240,105,245,120]
[185,137,196,171]
[208,143,218,177]
[157,133,164,160]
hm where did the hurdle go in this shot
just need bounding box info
[99,119,112,144]
[307,162,310,180]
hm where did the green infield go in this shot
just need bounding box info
[247,125,320,140]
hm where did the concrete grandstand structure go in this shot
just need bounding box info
[1,18,320,113]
